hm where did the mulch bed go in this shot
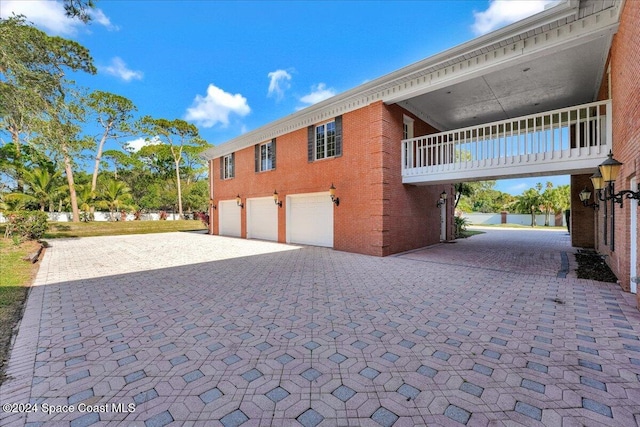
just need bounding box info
[575,249,618,283]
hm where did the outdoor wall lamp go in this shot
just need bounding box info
[236,194,244,208]
[436,191,447,208]
[209,199,216,210]
[594,151,640,208]
[273,190,282,207]
[329,184,340,206]
[578,188,598,209]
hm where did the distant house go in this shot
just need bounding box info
[203,1,639,303]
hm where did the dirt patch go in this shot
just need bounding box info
[575,249,618,283]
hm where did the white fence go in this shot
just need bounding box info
[462,212,566,227]
[0,212,188,223]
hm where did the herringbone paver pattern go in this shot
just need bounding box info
[1,229,640,426]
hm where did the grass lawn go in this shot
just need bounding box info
[469,223,567,230]
[43,219,207,238]
[0,239,41,384]
[0,219,207,384]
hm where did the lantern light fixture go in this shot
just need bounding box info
[329,184,340,206]
[594,151,640,208]
[436,191,447,208]
[273,190,282,207]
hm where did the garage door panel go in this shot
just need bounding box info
[287,193,333,247]
[247,197,278,241]
[219,200,241,237]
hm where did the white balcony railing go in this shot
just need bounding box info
[401,100,612,184]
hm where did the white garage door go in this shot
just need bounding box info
[247,197,278,241]
[218,200,241,237]
[287,193,333,247]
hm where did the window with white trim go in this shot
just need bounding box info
[315,120,336,160]
[222,154,234,179]
[259,140,275,171]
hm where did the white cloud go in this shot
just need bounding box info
[471,0,559,36]
[299,83,337,107]
[101,57,143,82]
[0,0,115,35]
[125,136,160,152]
[185,84,251,128]
[267,69,292,100]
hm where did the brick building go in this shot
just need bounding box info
[203,0,638,300]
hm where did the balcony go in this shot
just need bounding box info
[401,100,612,185]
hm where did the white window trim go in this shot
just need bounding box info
[223,154,234,180]
[315,120,336,160]
[259,141,273,172]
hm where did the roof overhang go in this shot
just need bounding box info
[202,0,622,160]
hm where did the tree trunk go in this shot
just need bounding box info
[91,127,111,193]
[175,159,183,219]
[62,144,80,222]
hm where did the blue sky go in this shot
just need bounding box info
[1,0,567,194]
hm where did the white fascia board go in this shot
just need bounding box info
[202,0,617,161]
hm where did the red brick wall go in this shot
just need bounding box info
[570,174,595,248]
[210,101,448,256]
[596,0,640,295]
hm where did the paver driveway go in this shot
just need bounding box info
[2,228,640,426]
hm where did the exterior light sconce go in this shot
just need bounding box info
[578,188,598,209]
[436,191,447,208]
[273,190,282,207]
[209,199,216,210]
[595,151,640,208]
[236,194,244,209]
[329,184,340,206]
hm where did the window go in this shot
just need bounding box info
[255,139,276,172]
[308,116,342,162]
[221,153,234,179]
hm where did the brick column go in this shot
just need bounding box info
[570,174,595,248]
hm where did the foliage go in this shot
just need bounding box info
[454,181,515,213]
[95,179,135,221]
[0,16,95,223]
[3,210,49,242]
[85,90,137,193]
[454,215,470,238]
[137,117,210,218]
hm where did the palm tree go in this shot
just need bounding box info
[512,187,542,227]
[96,179,135,221]
[8,168,64,211]
[75,184,97,221]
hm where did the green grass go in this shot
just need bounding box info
[458,229,485,238]
[43,219,207,238]
[0,239,41,384]
[469,223,567,229]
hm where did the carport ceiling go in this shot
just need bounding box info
[404,36,610,131]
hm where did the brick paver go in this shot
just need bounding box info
[2,228,640,426]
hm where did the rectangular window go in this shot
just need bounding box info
[315,120,336,160]
[222,154,234,179]
[260,141,273,171]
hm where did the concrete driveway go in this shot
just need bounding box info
[1,228,640,426]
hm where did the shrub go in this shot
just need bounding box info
[3,210,49,243]
[454,215,470,238]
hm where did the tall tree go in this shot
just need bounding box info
[137,117,208,218]
[85,91,137,193]
[0,16,95,221]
